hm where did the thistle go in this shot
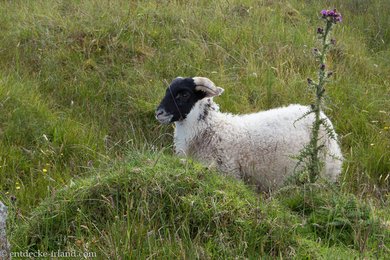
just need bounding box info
[295,9,342,183]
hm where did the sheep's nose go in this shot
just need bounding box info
[155,108,173,124]
[155,109,164,117]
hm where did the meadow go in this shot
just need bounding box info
[0,0,389,258]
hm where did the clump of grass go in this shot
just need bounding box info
[277,183,389,255]
[9,151,389,258]
[11,152,298,258]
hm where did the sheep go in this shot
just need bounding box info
[155,77,343,191]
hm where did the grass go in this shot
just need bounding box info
[8,152,390,258]
[0,0,389,258]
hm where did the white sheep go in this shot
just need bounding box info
[155,77,343,191]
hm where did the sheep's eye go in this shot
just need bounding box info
[176,92,190,100]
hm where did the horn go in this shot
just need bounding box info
[193,77,224,97]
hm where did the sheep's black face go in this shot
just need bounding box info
[155,77,207,124]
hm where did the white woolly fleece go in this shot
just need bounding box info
[174,98,343,191]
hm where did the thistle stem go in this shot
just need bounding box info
[295,9,341,184]
[308,20,333,183]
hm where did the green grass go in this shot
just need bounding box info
[8,152,389,258]
[0,0,389,258]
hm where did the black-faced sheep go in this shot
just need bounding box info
[155,77,343,191]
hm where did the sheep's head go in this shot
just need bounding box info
[155,77,224,124]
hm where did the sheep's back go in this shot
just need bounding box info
[215,104,340,190]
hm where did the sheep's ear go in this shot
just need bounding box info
[193,77,224,97]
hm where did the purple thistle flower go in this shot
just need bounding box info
[320,8,342,23]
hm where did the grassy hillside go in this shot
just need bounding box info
[8,152,390,258]
[0,0,389,258]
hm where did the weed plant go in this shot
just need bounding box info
[295,9,343,183]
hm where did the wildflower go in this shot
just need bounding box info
[320,64,326,70]
[317,27,324,34]
[327,71,333,77]
[320,9,342,23]
[43,168,48,173]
